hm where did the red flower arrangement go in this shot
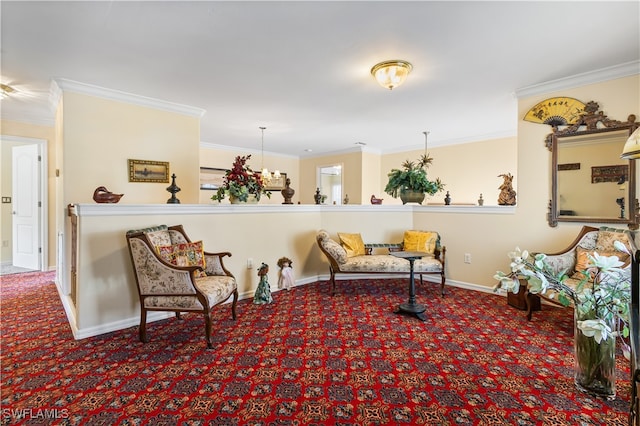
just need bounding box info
[212,155,271,202]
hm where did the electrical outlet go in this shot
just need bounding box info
[464,253,471,264]
[247,258,253,269]
[1,197,11,203]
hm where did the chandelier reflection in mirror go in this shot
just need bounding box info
[259,126,280,185]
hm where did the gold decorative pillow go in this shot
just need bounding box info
[596,229,631,252]
[338,233,365,257]
[157,240,207,277]
[403,230,437,254]
[571,246,630,280]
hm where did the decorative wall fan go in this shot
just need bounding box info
[524,97,586,127]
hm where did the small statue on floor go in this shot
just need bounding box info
[498,173,517,206]
[254,263,273,304]
[277,257,294,291]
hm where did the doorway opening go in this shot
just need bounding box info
[317,164,343,205]
[0,136,47,274]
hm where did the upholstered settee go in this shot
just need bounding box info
[522,225,633,320]
[316,229,446,296]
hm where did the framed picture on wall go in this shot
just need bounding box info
[128,159,170,183]
[200,167,227,190]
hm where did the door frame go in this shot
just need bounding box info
[1,135,48,272]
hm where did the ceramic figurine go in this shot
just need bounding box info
[370,194,383,205]
[343,194,349,205]
[92,186,123,203]
[444,191,451,205]
[277,257,294,291]
[314,188,322,205]
[166,174,181,204]
[498,173,516,206]
[254,263,273,304]
[281,178,295,204]
[478,193,484,206]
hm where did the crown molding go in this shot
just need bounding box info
[299,144,382,159]
[51,78,206,118]
[199,141,300,159]
[515,60,640,99]
[0,112,55,127]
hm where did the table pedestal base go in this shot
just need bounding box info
[395,303,427,321]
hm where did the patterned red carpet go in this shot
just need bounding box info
[0,271,631,425]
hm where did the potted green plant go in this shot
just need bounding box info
[212,155,271,203]
[384,154,444,204]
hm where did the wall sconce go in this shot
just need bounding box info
[370,60,413,90]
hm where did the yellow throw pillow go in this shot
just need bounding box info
[157,240,207,277]
[596,229,631,252]
[338,233,366,257]
[403,230,437,254]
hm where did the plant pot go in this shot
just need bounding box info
[229,194,258,204]
[574,308,616,400]
[399,189,425,205]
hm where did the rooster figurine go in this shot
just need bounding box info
[370,194,383,205]
[92,186,124,203]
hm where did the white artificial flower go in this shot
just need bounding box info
[577,319,612,344]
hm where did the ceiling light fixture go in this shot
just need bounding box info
[621,127,640,160]
[1,83,16,99]
[259,126,280,184]
[370,60,413,90]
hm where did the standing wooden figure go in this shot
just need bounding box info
[498,173,517,206]
[277,257,294,291]
[254,263,273,304]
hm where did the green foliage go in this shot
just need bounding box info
[384,154,444,198]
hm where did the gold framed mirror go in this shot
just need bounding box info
[547,101,639,229]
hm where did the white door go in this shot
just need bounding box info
[12,144,41,270]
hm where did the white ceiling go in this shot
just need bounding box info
[1,1,639,156]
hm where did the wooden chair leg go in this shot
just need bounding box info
[231,290,238,320]
[139,308,148,343]
[204,312,213,349]
[440,273,446,297]
[330,267,337,296]
[175,312,182,319]
[525,290,534,321]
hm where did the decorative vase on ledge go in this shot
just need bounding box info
[399,189,425,205]
[229,194,258,204]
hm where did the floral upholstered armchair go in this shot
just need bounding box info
[126,225,238,348]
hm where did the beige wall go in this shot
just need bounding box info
[300,151,363,204]
[61,92,201,205]
[0,120,57,268]
[381,137,518,206]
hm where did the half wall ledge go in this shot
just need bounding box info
[71,203,516,216]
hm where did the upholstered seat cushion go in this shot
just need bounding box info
[338,254,442,273]
[194,275,237,307]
